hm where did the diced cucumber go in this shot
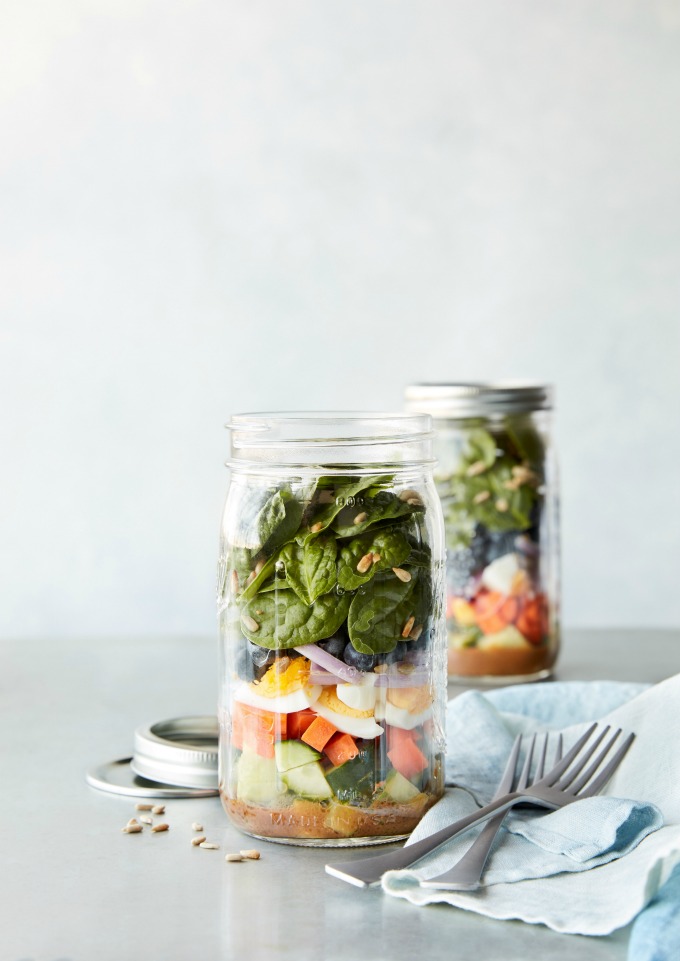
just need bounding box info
[236,750,286,804]
[281,760,333,800]
[274,739,321,773]
[326,743,375,802]
[383,769,421,802]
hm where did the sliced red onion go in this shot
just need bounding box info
[295,644,364,684]
[373,669,429,688]
[309,669,343,685]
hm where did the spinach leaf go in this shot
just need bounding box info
[503,415,546,470]
[347,573,420,655]
[279,535,337,605]
[239,554,283,601]
[296,475,386,542]
[241,589,352,649]
[463,429,498,470]
[255,489,304,556]
[337,527,411,591]
[331,489,422,537]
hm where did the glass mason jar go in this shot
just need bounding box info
[404,384,560,684]
[217,413,446,846]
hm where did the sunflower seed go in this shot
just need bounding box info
[199,841,219,850]
[225,853,244,862]
[240,849,261,860]
[401,615,416,638]
[122,824,143,834]
[191,836,207,846]
[466,460,487,478]
[151,823,169,833]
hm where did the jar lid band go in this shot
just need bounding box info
[404,383,553,416]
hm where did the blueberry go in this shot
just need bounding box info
[447,525,489,593]
[247,640,276,670]
[381,641,410,666]
[410,623,431,652]
[319,635,346,660]
[234,645,257,682]
[343,642,377,672]
[485,530,521,563]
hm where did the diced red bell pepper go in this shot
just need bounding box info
[287,709,317,740]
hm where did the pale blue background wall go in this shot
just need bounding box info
[1,0,679,638]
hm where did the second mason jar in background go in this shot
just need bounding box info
[405,383,560,683]
[217,413,447,845]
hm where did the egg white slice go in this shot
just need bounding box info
[233,681,322,714]
[374,701,432,731]
[335,674,377,712]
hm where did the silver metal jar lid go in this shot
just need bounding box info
[86,715,219,799]
[404,382,553,417]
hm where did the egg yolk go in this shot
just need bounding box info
[386,684,433,713]
[254,656,311,698]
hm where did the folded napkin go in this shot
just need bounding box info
[381,673,680,954]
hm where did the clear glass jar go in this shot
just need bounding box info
[217,413,446,846]
[405,384,560,684]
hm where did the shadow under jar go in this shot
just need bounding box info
[405,384,560,684]
[217,413,447,846]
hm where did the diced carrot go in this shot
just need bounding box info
[287,709,317,740]
[387,737,429,781]
[324,732,359,766]
[301,716,338,752]
[231,702,287,758]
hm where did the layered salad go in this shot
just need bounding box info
[436,418,557,679]
[217,473,445,843]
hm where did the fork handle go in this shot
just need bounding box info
[419,810,508,890]
[325,792,523,887]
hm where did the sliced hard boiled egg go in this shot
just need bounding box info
[335,674,377,712]
[312,687,384,739]
[374,700,432,731]
[374,684,434,731]
[233,656,321,713]
[481,552,520,595]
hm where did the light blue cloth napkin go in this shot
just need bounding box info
[381,675,680,956]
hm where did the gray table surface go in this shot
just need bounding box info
[2,629,678,961]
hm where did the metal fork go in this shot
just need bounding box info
[325,722,635,888]
[420,731,561,890]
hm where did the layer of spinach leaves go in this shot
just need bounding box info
[436,418,545,550]
[230,474,432,655]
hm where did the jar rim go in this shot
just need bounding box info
[404,382,553,416]
[226,411,435,468]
